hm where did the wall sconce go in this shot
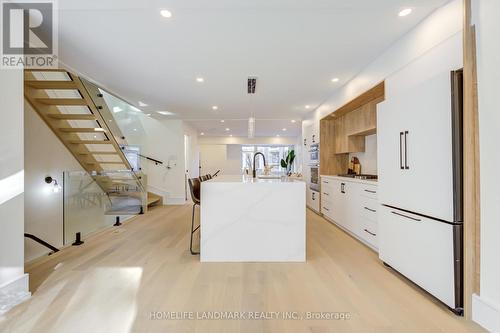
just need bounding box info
[45,176,61,193]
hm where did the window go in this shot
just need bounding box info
[241,145,295,175]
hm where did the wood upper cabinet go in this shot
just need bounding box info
[332,100,378,154]
[319,81,385,174]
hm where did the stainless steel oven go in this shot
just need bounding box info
[310,165,320,191]
[309,143,319,165]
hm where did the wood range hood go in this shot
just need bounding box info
[320,81,385,176]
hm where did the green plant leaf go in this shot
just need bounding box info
[280,159,287,168]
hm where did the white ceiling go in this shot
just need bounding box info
[57,0,450,137]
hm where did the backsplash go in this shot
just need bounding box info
[349,134,377,175]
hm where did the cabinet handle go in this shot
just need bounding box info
[323,181,329,184]
[341,183,345,194]
[312,134,316,143]
[364,229,376,236]
[323,192,329,196]
[404,131,409,170]
[399,132,404,170]
[304,139,307,146]
[312,192,315,200]
[391,211,421,222]
[323,207,330,211]
[364,207,376,213]
[364,189,376,194]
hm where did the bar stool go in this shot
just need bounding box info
[188,178,201,255]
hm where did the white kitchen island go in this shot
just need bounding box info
[200,175,306,262]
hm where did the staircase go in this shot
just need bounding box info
[24,68,150,214]
[147,192,162,208]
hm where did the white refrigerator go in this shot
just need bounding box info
[377,35,463,315]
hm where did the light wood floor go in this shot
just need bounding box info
[1,205,485,333]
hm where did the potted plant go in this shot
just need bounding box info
[280,150,296,176]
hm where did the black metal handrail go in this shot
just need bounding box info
[24,233,59,254]
[139,154,163,165]
[212,170,221,177]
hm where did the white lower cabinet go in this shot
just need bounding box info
[307,188,320,213]
[321,176,378,251]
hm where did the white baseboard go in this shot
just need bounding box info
[0,274,30,315]
[473,293,500,332]
[167,196,187,205]
[147,185,186,205]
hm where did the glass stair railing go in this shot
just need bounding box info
[63,170,147,245]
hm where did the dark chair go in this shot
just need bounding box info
[200,175,208,182]
[188,178,201,255]
[206,174,212,180]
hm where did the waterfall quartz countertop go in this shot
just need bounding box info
[200,175,306,262]
[207,175,305,183]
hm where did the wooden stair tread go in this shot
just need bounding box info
[36,98,87,106]
[147,192,162,206]
[69,140,111,145]
[26,80,76,89]
[48,114,96,120]
[59,127,106,133]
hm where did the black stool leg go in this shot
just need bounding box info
[190,203,200,255]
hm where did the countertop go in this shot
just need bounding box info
[206,175,305,184]
[320,175,378,186]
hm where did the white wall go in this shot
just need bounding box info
[128,118,186,204]
[0,68,29,311]
[349,134,377,175]
[184,122,200,179]
[304,0,462,127]
[199,145,242,176]
[23,104,84,262]
[472,0,500,330]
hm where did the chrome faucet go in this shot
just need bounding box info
[253,152,266,178]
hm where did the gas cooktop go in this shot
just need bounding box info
[338,174,378,180]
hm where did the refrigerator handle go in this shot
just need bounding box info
[404,131,409,170]
[399,132,404,170]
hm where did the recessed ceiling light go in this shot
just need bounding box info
[145,113,152,116]
[200,132,205,136]
[113,106,123,113]
[276,134,280,137]
[212,106,218,110]
[160,9,172,18]
[196,77,204,83]
[138,101,148,107]
[398,8,412,17]
[282,128,287,131]
[109,119,113,122]
[94,128,105,132]
[331,78,340,83]
[133,128,137,131]
[156,111,175,116]
[291,119,297,123]
[229,134,233,137]
[220,120,225,123]
[305,105,311,109]
[225,128,230,131]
